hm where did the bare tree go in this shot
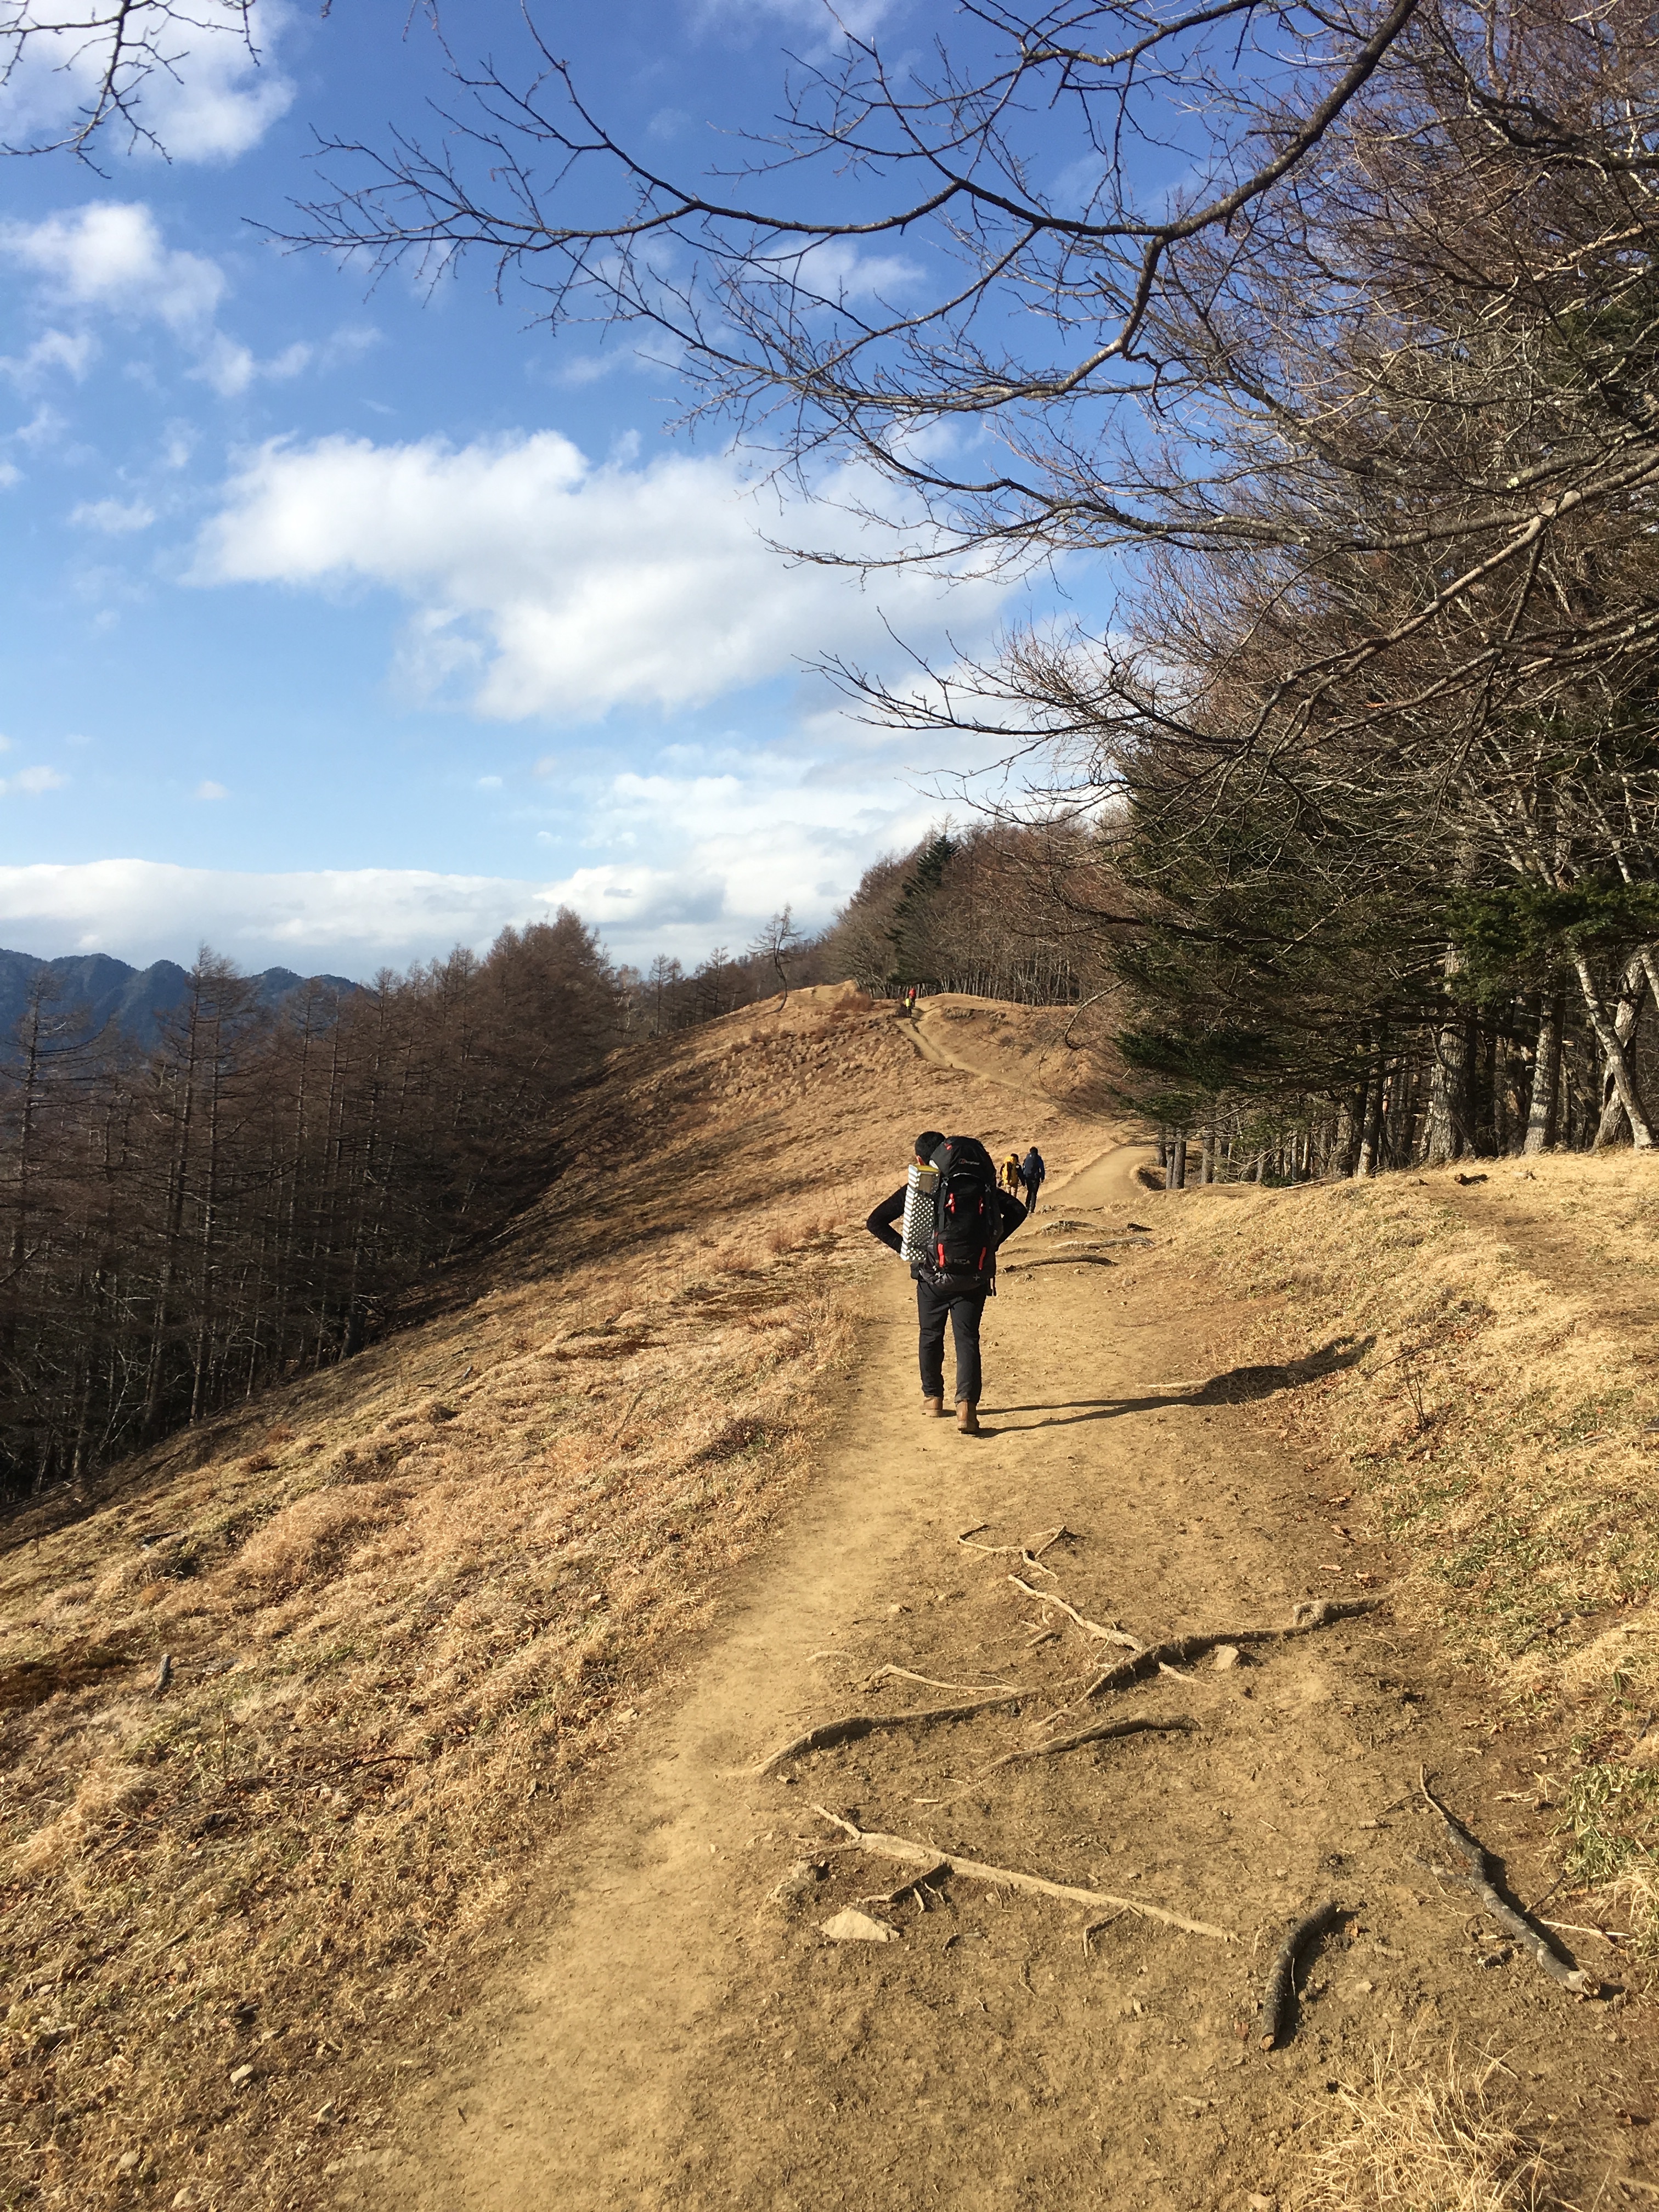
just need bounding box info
[1,0,258,161]
[749,905,804,1009]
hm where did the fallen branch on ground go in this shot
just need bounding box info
[1007,1575,1141,1649]
[861,1665,1022,1695]
[1260,1900,1343,2049]
[960,1525,1075,1579]
[857,1859,951,1911]
[810,1807,1232,1941]
[1419,1770,1599,1997]
[1048,1598,1378,1724]
[753,1692,1023,1776]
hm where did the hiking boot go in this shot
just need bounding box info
[956,1400,981,1436]
[923,1394,946,1418]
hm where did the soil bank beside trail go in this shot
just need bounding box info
[357,1137,1656,2212]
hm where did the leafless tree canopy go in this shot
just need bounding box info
[292,0,1659,1175]
[0,0,256,159]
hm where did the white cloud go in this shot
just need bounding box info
[0,461,19,490]
[191,430,1008,722]
[71,495,155,534]
[195,780,229,800]
[0,202,325,398]
[0,328,96,386]
[0,0,294,164]
[698,0,897,46]
[1,203,226,332]
[476,775,503,790]
[1,766,68,797]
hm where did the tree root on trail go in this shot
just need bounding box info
[1418,1769,1600,1997]
[1007,1575,1141,1648]
[753,1692,1023,1776]
[1048,1597,1378,1723]
[810,1807,1233,1941]
[1260,1899,1343,2049]
[978,1712,1197,1779]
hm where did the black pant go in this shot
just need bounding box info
[917,1273,989,1403]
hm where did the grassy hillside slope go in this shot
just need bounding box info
[0,986,1103,2211]
[1160,1154,1659,1946]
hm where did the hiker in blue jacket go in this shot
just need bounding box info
[1019,1144,1046,1215]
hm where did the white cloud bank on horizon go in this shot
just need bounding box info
[0,860,720,975]
[193,430,1010,720]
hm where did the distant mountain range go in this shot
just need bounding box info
[0,949,357,1049]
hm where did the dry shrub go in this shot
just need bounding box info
[223,1482,403,1599]
[1296,2042,1559,2211]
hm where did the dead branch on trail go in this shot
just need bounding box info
[1048,1597,1377,1724]
[810,1807,1233,1941]
[961,1525,1077,1579]
[862,1666,1022,1695]
[1008,1575,1142,1648]
[978,1712,1197,1780]
[753,1692,1023,1776]
[1260,1899,1343,2049]
[1418,1770,1600,1997]
[858,1859,951,1911]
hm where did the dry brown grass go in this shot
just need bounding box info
[1162,1158,1659,1685]
[1294,2041,1560,2212]
[0,983,1102,2210]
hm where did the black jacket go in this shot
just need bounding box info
[866,1183,1028,1285]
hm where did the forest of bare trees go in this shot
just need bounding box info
[0,915,617,1502]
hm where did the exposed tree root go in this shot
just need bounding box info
[1418,1770,1600,1997]
[752,1692,1023,1776]
[1260,1899,1343,2049]
[810,1807,1233,1941]
[978,1712,1197,1779]
[1007,1575,1141,1648]
[1048,1596,1377,1723]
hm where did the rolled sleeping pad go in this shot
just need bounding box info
[900,1162,939,1265]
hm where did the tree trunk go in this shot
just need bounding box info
[1170,1132,1187,1189]
[1358,1029,1389,1176]
[1577,953,1654,1149]
[1523,992,1563,1154]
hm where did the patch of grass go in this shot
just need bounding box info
[1295,2041,1561,2211]
[1165,1159,1659,1679]
[1554,1762,1659,1951]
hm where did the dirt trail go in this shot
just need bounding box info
[354,1106,1654,2209]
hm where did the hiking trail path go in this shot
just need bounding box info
[349,1022,1652,2212]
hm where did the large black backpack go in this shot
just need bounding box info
[928,1135,1001,1276]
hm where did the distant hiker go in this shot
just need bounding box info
[904,984,919,1019]
[1020,1144,1047,1215]
[1001,1150,1022,1197]
[866,1130,1027,1436]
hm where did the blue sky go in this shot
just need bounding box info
[0,1,1093,977]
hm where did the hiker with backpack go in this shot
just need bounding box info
[865,1130,1028,1435]
[1020,1144,1047,1215]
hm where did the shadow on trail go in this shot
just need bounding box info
[984,1337,1374,1432]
